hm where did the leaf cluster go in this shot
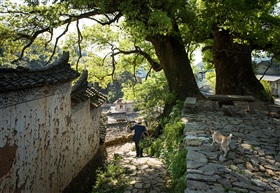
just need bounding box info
[91,156,130,193]
[198,0,280,49]
[0,1,73,64]
[122,71,170,120]
[147,101,186,192]
[61,21,157,87]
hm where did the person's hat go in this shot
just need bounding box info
[135,117,143,124]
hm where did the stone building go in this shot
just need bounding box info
[112,98,134,113]
[0,52,107,193]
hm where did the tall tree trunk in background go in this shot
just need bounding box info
[213,28,266,100]
[147,34,203,116]
[147,35,203,101]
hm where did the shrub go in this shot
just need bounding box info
[260,80,274,102]
[91,156,130,193]
[168,149,187,179]
[148,101,187,192]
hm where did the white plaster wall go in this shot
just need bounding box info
[115,104,124,112]
[0,83,101,193]
[125,103,134,113]
[114,103,134,113]
[67,100,101,188]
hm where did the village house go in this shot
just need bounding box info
[0,52,107,193]
[256,60,280,97]
[112,98,134,113]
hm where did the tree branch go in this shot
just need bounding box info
[12,28,51,63]
[76,19,83,71]
[112,46,163,72]
[259,56,274,81]
[44,29,54,46]
[9,8,120,63]
[110,46,116,80]
[146,67,152,80]
[132,54,139,83]
[86,12,122,25]
[45,19,71,65]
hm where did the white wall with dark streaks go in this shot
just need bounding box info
[0,82,101,193]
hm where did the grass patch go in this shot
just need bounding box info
[91,155,130,193]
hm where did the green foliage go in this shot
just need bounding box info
[158,121,185,165]
[61,20,158,89]
[104,71,136,103]
[138,137,153,150]
[164,101,184,124]
[0,36,59,67]
[199,0,280,50]
[147,136,162,157]
[122,71,170,120]
[0,1,69,66]
[259,79,274,102]
[205,71,216,91]
[170,175,186,193]
[147,101,186,192]
[91,156,130,193]
[168,149,187,179]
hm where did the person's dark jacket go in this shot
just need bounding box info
[130,124,146,143]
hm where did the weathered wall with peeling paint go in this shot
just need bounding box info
[0,82,101,193]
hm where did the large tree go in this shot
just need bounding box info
[199,0,280,100]
[2,0,280,105]
[0,0,203,108]
[213,29,264,97]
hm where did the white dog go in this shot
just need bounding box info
[210,129,232,157]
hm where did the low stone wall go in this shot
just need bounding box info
[105,133,134,147]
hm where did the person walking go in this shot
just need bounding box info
[129,118,147,157]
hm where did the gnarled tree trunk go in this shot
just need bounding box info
[147,35,203,102]
[213,29,265,100]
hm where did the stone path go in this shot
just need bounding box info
[106,142,171,193]
[183,101,280,193]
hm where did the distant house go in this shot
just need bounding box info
[256,60,280,75]
[112,98,134,113]
[256,60,280,96]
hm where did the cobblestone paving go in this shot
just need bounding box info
[183,101,280,193]
[107,142,171,193]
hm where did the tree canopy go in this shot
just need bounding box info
[195,0,280,98]
[1,0,280,109]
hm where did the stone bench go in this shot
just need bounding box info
[207,94,255,113]
[184,97,197,112]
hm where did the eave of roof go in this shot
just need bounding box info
[256,75,280,82]
[71,70,107,108]
[0,52,80,93]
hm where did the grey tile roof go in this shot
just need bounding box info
[71,70,107,108]
[0,52,80,93]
